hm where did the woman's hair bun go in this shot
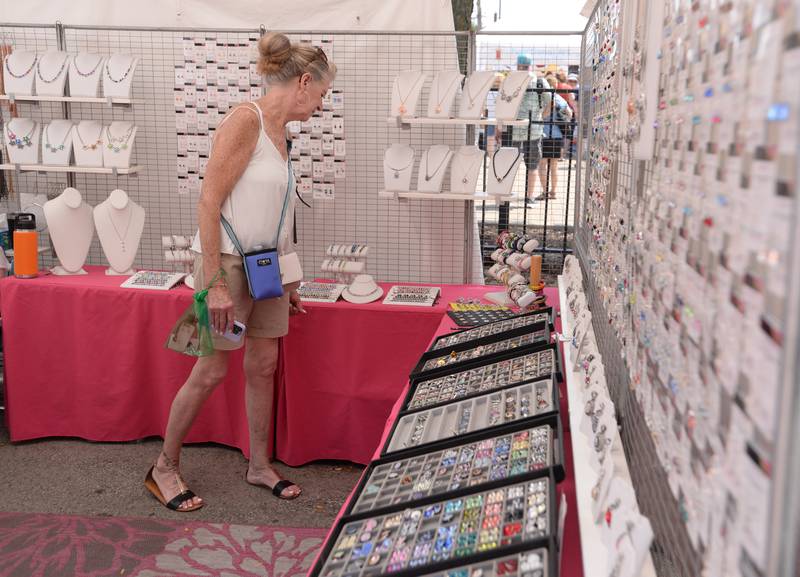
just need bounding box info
[257,33,292,76]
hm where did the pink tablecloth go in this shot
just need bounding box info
[310,286,585,577]
[0,269,491,465]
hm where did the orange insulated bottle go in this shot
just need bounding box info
[12,213,38,278]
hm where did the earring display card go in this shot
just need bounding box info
[352,425,552,515]
[408,349,555,411]
[416,330,550,376]
[431,310,551,351]
[386,379,554,454]
[421,547,550,577]
[318,478,552,577]
[383,285,441,306]
[297,281,347,303]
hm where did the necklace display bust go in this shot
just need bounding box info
[457,71,495,119]
[383,144,415,192]
[426,71,463,118]
[5,117,41,165]
[102,120,137,168]
[102,53,139,99]
[44,187,94,275]
[495,71,531,120]
[390,70,426,117]
[2,50,37,96]
[69,53,106,97]
[41,120,74,167]
[72,120,105,167]
[417,145,452,193]
[487,147,523,197]
[93,188,145,275]
[450,145,485,194]
[35,50,71,96]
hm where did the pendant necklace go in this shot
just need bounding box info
[106,124,134,153]
[453,148,483,185]
[4,52,38,78]
[385,148,414,179]
[36,53,69,83]
[433,73,460,114]
[105,55,134,83]
[44,122,72,153]
[6,120,37,148]
[394,73,423,115]
[73,54,103,77]
[424,147,450,182]
[464,73,495,108]
[76,123,103,150]
[499,73,530,103]
[492,148,522,183]
[106,204,133,252]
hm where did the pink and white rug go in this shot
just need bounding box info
[0,512,326,577]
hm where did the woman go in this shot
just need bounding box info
[145,33,336,511]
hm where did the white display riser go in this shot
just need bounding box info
[0,95,141,105]
[378,190,514,202]
[0,164,141,175]
[387,116,530,128]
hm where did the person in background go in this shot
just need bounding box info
[567,72,580,156]
[536,72,572,201]
[495,54,552,205]
[555,68,578,117]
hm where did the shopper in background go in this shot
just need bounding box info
[537,72,572,201]
[145,33,336,511]
[495,54,552,205]
[567,73,580,156]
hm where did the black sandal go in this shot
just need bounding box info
[144,465,204,512]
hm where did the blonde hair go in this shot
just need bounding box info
[257,32,337,85]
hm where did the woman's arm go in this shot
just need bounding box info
[198,106,260,333]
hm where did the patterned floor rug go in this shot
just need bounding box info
[0,512,327,577]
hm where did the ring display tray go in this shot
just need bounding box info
[297,281,347,303]
[310,473,557,577]
[119,271,186,290]
[383,285,441,306]
[410,326,552,379]
[349,415,565,517]
[418,545,555,577]
[429,309,553,353]
[447,309,518,327]
[404,347,559,413]
[383,377,558,457]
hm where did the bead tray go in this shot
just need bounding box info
[420,547,551,577]
[430,309,552,352]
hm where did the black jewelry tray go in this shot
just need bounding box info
[402,344,563,414]
[381,379,560,460]
[427,308,554,354]
[308,470,559,577]
[410,332,562,383]
[345,412,566,518]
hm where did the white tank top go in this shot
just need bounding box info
[191,102,295,256]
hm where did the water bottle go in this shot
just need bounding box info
[12,213,38,278]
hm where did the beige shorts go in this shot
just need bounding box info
[193,252,294,349]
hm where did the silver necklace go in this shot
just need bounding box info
[106,205,133,252]
[105,124,134,153]
[492,149,522,183]
[44,122,72,152]
[464,73,494,108]
[384,148,414,179]
[424,147,450,182]
[105,55,134,83]
[73,54,103,77]
[76,123,103,151]
[4,52,37,78]
[453,148,483,184]
[432,73,460,114]
[36,53,69,83]
[499,73,530,103]
[394,73,424,115]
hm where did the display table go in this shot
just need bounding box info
[0,267,489,464]
[309,286,584,577]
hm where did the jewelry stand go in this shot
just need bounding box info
[457,71,495,119]
[2,50,38,97]
[41,120,74,167]
[322,243,369,283]
[416,145,452,193]
[102,54,139,99]
[72,120,105,167]
[449,145,485,194]
[486,231,546,309]
[162,234,195,288]
[69,53,105,97]
[34,51,71,96]
[5,118,41,165]
[389,70,426,117]
[383,144,415,192]
[102,121,137,168]
[495,71,531,120]
[486,147,523,197]
[426,71,463,118]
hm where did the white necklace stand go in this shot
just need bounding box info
[487,147,523,197]
[383,144,415,192]
[101,54,139,99]
[495,71,532,120]
[34,51,71,96]
[69,53,106,97]
[458,71,495,119]
[102,121,137,169]
[94,189,145,275]
[5,118,41,165]
[450,145,485,194]
[390,70,427,117]
[426,71,464,118]
[2,50,37,96]
[72,120,105,167]
[417,145,452,193]
[44,187,94,275]
[41,120,74,167]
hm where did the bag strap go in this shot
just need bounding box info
[221,160,294,256]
